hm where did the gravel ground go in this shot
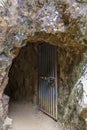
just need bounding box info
[8,101,64,130]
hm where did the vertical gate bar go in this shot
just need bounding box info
[54,46,56,118]
[49,45,51,114]
[50,46,52,114]
[50,46,52,115]
[49,45,52,114]
[45,44,47,109]
[53,47,55,118]
[54,47,56,117]
[41,44,44,107]
[47,45,49,112]
[44,44,46,110]
[44,44,46,109]
[40,46,41,107]
[39,46,42,106]
[51,46,53,116]
[40,46,42,107]
[52,46,54,117]
[52,46,55,116]
[48,47,50,113]
[38,46,40,106]
[55,46,58,119]
[46,45,48,112]
[40,45,42,108]
[48,46,50,113]
[42,44,44,108]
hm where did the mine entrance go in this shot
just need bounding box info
[39,43,58,120]
[4,42,58,129]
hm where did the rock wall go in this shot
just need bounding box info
[0,0,86,129]
[57,46,87,130]
[63,53,87,130]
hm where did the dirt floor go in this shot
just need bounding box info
[8,101,64,130]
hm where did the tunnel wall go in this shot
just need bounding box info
[5,43,38,103]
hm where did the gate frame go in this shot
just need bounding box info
[38,43,58,121]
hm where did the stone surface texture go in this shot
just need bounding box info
[0,0,86,130]
[63,53,87,129]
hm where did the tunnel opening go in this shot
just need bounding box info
[3,39,86,130]
[3,41,61,130]
[4,42,38,103]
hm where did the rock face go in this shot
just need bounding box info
[2,117,12,130]
[77,65,87,118]
[0,0,86,130]
[0,94,11,130]
[2,94,10,120]
[63,53,87,129]
[1,95,12,130]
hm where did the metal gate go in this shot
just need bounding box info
[38,43,58,120]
